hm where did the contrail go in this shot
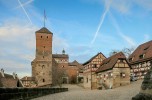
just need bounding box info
[91,0,112,45]
[15,0,34,9]
[17,0,32,24]
[109,12,136,46]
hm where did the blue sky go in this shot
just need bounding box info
[0,0,152,78]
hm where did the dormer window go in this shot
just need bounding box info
[139,54,145,59]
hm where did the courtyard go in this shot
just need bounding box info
[32,80,142,100]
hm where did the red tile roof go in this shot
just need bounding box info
[96,52,127,73]
[128,40,152,64]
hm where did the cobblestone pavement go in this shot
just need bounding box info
[32,80,142,100]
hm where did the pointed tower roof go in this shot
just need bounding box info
[36,27,53,34]
[62,49,65,54]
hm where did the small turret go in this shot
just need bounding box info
[62,49,65,55]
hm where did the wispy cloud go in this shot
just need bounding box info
[91,0,112,45]
[17,0,32,24]
[15,0,34,9]
[109,12,136,47]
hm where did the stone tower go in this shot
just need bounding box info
[31,27,53,87]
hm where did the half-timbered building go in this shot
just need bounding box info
[96,52,131,89]
[128,40,152,80]
[83,52,106,89]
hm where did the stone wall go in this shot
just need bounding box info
[0,87,68,100]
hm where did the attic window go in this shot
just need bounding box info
[139,54,145,59]
[129,58,132,62]
[120,59,123,63]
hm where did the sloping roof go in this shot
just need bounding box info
[128,40,152,64]
[0,72,23,87]
[52,54,69,58]
[36,27,53,34]
[69,60,79,66]
[21,76,35,81]
[96,52,126,73]
[83,52,106,65]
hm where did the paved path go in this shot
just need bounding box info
[32,80,142,100]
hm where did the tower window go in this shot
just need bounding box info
[47,36,48,38]
[41,36,42,38]
[43,79,45,82]
[43,56,44,58]
[44,46,45,48]
[42,65,45,69]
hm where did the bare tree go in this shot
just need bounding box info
[109,47,135,58]
[122,47,135,58]
[109,49,120,56]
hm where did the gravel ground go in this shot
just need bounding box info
[32,80,143,100]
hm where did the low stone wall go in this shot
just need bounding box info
[0,87,68,100]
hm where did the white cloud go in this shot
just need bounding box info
[91,0,112,45]
[134,0,152,11]
[15,0,34,9]
[109,12,136,47]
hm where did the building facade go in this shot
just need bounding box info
[96,52,131,89]
[128,40,152,80]
[21,76,35,87]
[83,52,106,89]
[31,27,53,87]
[53,51,82,84]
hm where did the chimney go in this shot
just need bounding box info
[13,72,16,79]
[0,69,4,77]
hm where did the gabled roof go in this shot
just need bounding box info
[52,54,69,58]
[128,40,152,64]
[0,72,23,87]
[96,52,126,73]
[69,60,79,66]
[83,52,106,65]
[36,27,53,34]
